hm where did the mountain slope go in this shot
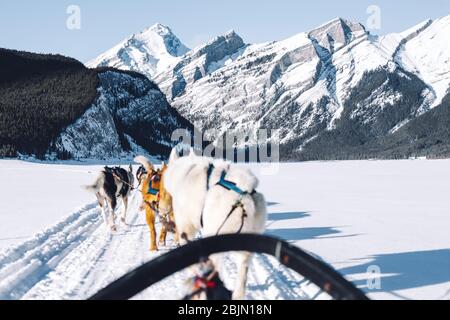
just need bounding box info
[88,16,450,160]
[396,15,450,107]
[369,90,450,159]
[0,48,98,158]
[155,18,439,153]
[52,68,193,160]
[0,49,193,160]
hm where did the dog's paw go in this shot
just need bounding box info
[232,290,246,300]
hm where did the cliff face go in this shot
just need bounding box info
[50,70,193,160]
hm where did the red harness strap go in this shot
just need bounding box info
[194,276,216,289]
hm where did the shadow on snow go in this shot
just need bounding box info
[339,249,450,293]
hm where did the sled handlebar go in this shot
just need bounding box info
[89,234,368,300]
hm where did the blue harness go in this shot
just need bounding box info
[217,171,247,196]
[206,164,247,195]
[201,163,254,230]
[147,185,159,196]
[147,175,160,196]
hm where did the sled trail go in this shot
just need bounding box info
[0,190,316,300]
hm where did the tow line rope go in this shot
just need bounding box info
[112,172,139,191]
[215,199,248,236]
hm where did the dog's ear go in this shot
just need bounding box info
[128,164,133,174]
[169,147,180,165]
[189,147,196,158]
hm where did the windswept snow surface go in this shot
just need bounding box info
[0,160,449,300]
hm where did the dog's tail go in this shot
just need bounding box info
[84,172,105,193]
[134,155,154,173]
[169,145,195,165]
[169,147,179,165]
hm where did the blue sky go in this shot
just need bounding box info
[0,0,448,62]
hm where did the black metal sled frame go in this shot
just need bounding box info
[89,234,368,300]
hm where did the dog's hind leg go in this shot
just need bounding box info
[159,222,167,247]
[145,207,158,251]
[178,223,198,247]
[170,212,180,246]
[120,196,128,224]
[107,197,117,232]
[173,230,180,246]
[96,193,109,227]
[232,252,251,300]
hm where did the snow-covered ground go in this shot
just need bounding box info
[0,159,449,300]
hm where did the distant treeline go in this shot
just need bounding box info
[0,48,98,158]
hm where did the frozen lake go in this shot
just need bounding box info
[0,159,449,299]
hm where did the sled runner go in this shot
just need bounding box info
[89,234,368,300]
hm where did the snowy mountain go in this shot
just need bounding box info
[0,48,192,160]
[87,23,190,79]
[89,16,450,160]
[50,69,193,160]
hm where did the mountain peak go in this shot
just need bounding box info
[308,17,367,52]
[313,17,363,30]
[207,29,244,46]
[87,23,190,77]
[134,24,190,58]
[324,17,344,25]
[145,23,173,36]
[224,29,238,37]
[138,23,175,41]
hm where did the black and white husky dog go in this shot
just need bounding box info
[86,165,134,231]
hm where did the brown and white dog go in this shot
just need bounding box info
[85,166,134,231]
[134,156,178,251]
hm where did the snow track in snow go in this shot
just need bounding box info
[0,203,100,299]
[0,190,318,300]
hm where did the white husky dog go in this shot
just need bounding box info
[164,147,267,299]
